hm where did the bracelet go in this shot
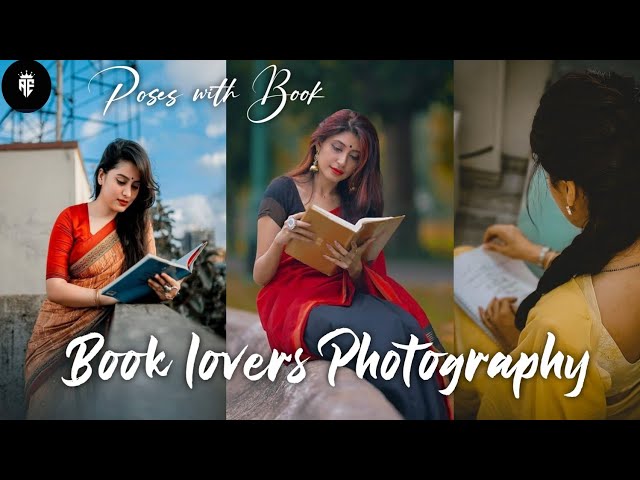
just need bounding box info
[537,246,550,267]
[94,288,101,307]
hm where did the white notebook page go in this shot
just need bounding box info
[454,247,539,342]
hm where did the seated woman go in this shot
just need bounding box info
[24,138,182,419]
[457,71,640,419]
[253,109,451,420]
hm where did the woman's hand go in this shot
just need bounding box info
[148,273,182,302]
[479,297,520,352]
[99,294,118,306]
[483,224,541,263]
[274,211,315,247]
[323,237,377,280]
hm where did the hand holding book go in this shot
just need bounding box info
[101,241,208,303]
[323,237,377,279]
[274,211,315,248]
[147,272,182,301]
[478,296,520,352]
[284,204,404,276]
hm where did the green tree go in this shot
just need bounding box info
[151,197,180,259]
[151,198,226,337]
[172,247,226,338]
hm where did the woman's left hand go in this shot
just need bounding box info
[479,297,520,353]
[148,273,182,302]
[324,238,376,280]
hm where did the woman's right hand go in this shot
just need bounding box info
[273,211,315,247]
[482,224,541,263]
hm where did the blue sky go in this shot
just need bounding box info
[0,60,226,247]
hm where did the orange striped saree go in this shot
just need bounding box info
[24,207,125,406]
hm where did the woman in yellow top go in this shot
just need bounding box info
[457,71,640,420]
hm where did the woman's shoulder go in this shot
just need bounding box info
[263,175,302,203]
[55,203,87,223]
[265,175,295,193]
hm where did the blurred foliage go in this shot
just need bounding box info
[151,198,226,337]
[172,249,226,338]
[151,197,181,260]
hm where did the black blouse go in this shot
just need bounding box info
[257,176,306,228]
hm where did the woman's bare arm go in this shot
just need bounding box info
[253,212,314,286]
[46,278,118,307]
[253,217,286,286]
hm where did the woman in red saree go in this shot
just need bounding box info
[255,110,452,420]
[24,138,182,419]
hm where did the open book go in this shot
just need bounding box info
[454,247,539,343]
[285,204,405,276]
[101,241,208,303]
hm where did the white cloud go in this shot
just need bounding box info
[199,151,226,169]
[205,121,225,138]
[165,194,225,247]
[0,116,56,142]
[164,61,226,95]
[137,136,152,154]
[81,111,105,138]
[143,109,169,126]
[176,106,196,128]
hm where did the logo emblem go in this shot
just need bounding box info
[18,70,35,98]
[2,60,51,113]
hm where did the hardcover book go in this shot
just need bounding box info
[285,204,404,276]
[101,241,208,303]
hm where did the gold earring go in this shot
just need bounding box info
[310,154,319,173]
[566,205,573,215]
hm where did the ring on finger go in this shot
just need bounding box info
[163,284,172,293]
[285,216,297,231]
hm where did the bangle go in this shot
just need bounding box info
[537,246,550,267]
[95,288,101,307]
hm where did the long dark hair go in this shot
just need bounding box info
[288,109,383,223]
[516,71,640,329]
[93,138,159,270]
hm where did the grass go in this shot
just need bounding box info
[227,268,454,353]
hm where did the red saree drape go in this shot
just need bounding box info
[258,250,435,356]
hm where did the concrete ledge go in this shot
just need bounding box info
[226,308,402,420]
[0,295,45,419]
[92,304,226,419]
[0,296,225,419]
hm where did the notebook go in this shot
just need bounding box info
[454,247,539,343]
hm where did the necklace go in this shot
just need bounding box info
[601,261,640,273]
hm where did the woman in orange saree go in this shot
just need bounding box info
[24,138,181,419]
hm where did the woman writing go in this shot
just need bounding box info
[463,71,640,419]
[24,138,182,419]
[254,109,451,420]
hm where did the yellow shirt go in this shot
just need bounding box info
[477,276,640,420]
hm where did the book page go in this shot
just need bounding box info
[357,216,405,261]
[175,241,208,269]
[354,216,394,231]
[454,247,539,341]
[311,204,357,232]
